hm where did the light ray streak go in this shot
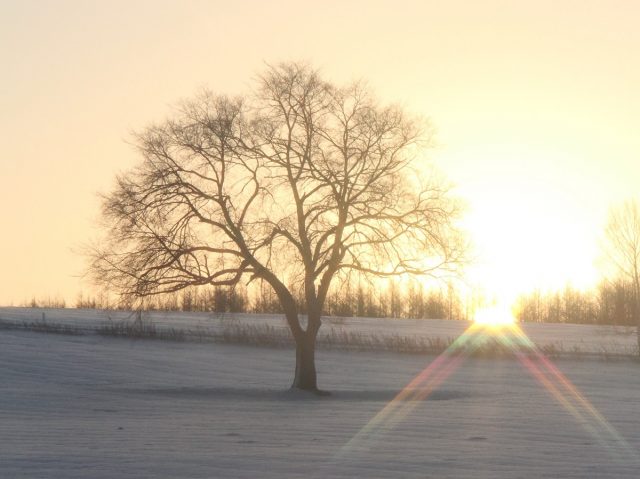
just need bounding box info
[338,320,638,462]
[502,324,637,459]
[338,323,488,456]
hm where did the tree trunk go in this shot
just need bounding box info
[291,333,318,391]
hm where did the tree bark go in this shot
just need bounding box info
[291,333,318,392]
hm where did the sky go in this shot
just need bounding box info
[1,0,639,306]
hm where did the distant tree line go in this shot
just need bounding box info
[515,280,638,326]
[24,279,638,327]
[517,198,640,331]
[21,296,67,309]
[322,280,466,320]
[70,279,467,320]
[27,279,639,326]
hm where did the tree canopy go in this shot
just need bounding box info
[90,62,465,391]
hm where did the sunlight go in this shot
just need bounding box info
[339,319,636,462]
[453,156,603,302]
[473,304,516,327]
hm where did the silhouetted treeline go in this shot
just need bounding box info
[71,279,467,320]
[74,288,249,314]
[29,280,639,326]
[20,296,67,309]
[322,280,465,320]
[516,280,637,326]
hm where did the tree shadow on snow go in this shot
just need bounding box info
[119,386,471,402]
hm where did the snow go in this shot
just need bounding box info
[2,310,640,478]
[0,307,637,356]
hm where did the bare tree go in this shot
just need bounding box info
[90,63,464,392]
[603,199,640,350]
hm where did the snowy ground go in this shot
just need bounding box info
[0,307,637,356]
[2,322,640,478]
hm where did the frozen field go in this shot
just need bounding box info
[2,323,640,478]
[0,307,638,356]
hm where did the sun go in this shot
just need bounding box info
[473,304,516,327]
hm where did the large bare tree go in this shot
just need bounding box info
[603,199,640,350]
[91,63,464,392]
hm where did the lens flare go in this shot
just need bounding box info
[338,323,489,456]
[337,320,637,462]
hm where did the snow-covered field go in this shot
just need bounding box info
[2,309,640,478]
[0,307,637,356]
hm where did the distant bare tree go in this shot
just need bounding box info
[90,62,464,392]
[603,199,640,350]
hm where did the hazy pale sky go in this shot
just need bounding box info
[1,0,639,305]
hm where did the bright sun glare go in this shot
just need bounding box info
[473,304,516,327]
